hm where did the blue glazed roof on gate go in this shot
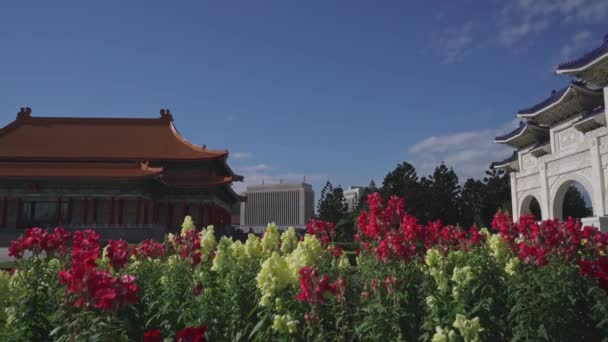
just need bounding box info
[557,36,608,72]
[494,121,545,142]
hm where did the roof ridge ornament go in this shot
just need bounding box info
[159,108,174,122]
[16,107,32,120]
[604,34,608,43]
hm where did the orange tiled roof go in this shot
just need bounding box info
[0,109,228,161]
[0,161,163,179]
[160,174,235,187]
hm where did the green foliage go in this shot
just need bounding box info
[316,181,348,224]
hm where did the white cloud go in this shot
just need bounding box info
[231,152,252,160]
[497,0,608,46]
[438,22,474,64]
[407,120,519,181]
[557,31,593,63]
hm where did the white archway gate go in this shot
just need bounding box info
[510,125,608,231]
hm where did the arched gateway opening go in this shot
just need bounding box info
[520,195,542,220]
[553,180,593,221]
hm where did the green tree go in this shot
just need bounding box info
[424,163,461,225]
[481,167,511,226]
[563,185,593,219]
[316,181,348,224]
[459,178,485,227]
[380,162,428,220]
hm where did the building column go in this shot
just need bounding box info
[16,199,22,229]
[93,198,99,224]
[199,203,205,227]
[109,197,115,224]
[135,197,141,225]
[589,136,606,216]
[1,196,8,228]
[56,197,63,225]
[83,197,89,225]
[240,201,245,226]
[510,173,519,222]
[118,199,125,225]
[152,202,159,224]
[538,163,550,220]
[182,203,189,221]
[604,86,608,125]
[143,200,149,224]
[66,199,73,224]
[166,202,173,231]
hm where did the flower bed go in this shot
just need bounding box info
[0,192,607,341]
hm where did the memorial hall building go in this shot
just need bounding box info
[0,108,243,243]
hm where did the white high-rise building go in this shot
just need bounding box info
[239,183,314,230]
[344,186,365,212]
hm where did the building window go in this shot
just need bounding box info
[20,201,68,228]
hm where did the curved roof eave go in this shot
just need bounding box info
[516,82,601,118]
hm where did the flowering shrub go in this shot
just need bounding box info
[1,193,608,341]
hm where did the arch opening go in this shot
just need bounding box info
[553,180,593,221]
[521,195,542,220]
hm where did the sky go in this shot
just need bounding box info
[0,0,607,196]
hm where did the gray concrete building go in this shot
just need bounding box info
[239,183,314,230]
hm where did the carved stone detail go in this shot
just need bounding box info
[522,153,537,170]
[517,174,540,192]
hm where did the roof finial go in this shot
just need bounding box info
[604,34,608,43]
[551,89,556,94]
[159,108,174,122]
[16,107,32,120]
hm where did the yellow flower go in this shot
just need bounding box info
[272,314,298,334]
[280,227,299,254]
[432,326,457,342]
[451,266,474,286]
[262,223,281,256]
[256,252,294,306]
[181,215,196,236]
[452,314,483,342]
[505,257,520,276]
[337,254,351,270]
[245,234,263,259]
[488,234,510,265]
[286,234,323,279]
[199,225,217,263]
[211,237,234,273]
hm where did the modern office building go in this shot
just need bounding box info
[239,183,314,230]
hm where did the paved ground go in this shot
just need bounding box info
[0,248,12,263]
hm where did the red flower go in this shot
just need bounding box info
[177,326,207,342]
[193,282,204,297]
[296,266,338,304]
[143,329,163,342]
[107,239,129,270]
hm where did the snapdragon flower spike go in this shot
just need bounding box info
[356,192,484,262]
[176,325,207,342]
[136,239,165,258]
[107,239,129,270]
[143,329,163,342]
[306,219,336,244]
[8,227,71,258]
[58,229,139,311]
[296,266,338,305]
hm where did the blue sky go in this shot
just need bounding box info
[1,0,607,195]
